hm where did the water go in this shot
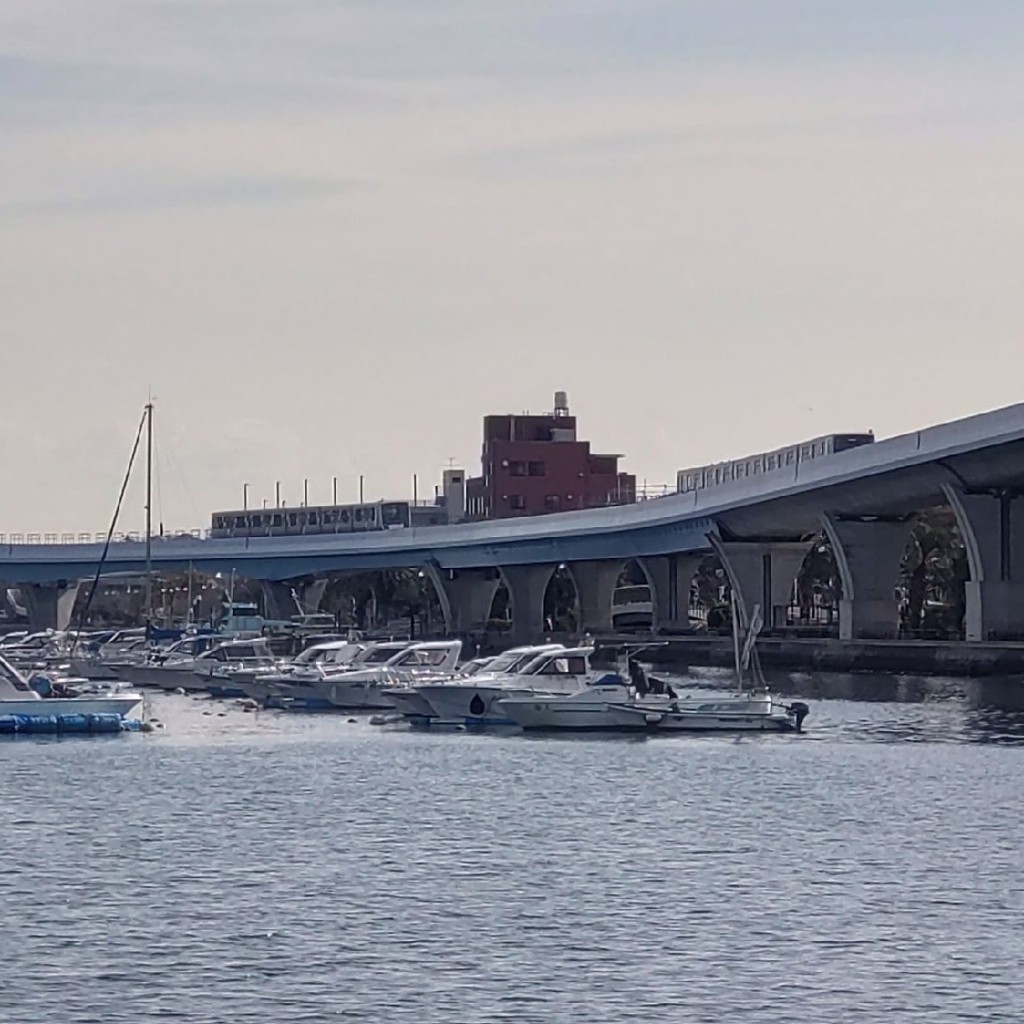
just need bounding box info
[2,684,1024,1023]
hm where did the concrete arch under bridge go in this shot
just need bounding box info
[425,556,714,644]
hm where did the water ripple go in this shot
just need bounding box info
[1,689,1023,1022]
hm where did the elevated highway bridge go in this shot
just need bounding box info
[4,402,1024,642]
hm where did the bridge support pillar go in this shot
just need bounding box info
[21,581,81,632]
[821,514,914,640]
[944,485,1024,640]
[709,538,810,631]
[639,554,702,633]
[501,564,556,645]
[569,560,623,634]
[425,568,501,635]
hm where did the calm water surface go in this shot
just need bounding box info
[2,681,1024,1023]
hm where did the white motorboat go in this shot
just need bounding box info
[192,638,280,696]
[497,660,809,733]
[0,652,144,725]
[269,640,412,709]
[413,645,589,726]
[235,639,368,704]
[383,651,502,721]
[299,640,464,711]
[117,634,224,689]
[69,628,149,680]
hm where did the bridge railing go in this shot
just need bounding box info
[0,529,210,546]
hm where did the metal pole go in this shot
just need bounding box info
[332,476,338,506]
[144,401,153,638]
[359,475,364,503]
[303,478,308,507]
[275,481,281,507]
[243,482,249,511]
[413,474,418,505]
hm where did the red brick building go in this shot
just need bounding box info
[464,392,636,519]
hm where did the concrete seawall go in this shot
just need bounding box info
[603,635,1024,679]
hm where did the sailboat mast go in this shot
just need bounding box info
[144,401,154,634]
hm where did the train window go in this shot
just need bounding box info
[340,509,351,523]
[355,508,364,522]
[785,449,796,465]
[272,514,282,527]
[367,507,377,521]
[308,512,318,526]
[234,516,246,528]
[288,513,298,526]
[766,454,776,470]
[323,510,337,524]
[800,444,812,459]
[250,515,263,527]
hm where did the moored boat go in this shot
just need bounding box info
[496,652,809,733]
[412,645,584,726]
[0,652,145,728]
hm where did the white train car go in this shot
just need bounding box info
[676,433,874,495]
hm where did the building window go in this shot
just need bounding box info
[509,495,526,510]
[528,461,545,477]
[544,495,560,511]
[508,461,526,476]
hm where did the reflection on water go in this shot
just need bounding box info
[675,666,1024,746]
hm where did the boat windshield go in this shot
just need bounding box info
[485,650,532,673]
[393,648,452,667]
[363,646,407,665]
[524,655,589,679]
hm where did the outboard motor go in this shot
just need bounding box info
[788,701,810,732]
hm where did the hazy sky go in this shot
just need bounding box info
[3,1,1023,535]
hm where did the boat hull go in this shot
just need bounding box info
[417,684,538,726]
[120,664,207,691]
[499,696,802,733]
[386,688,438,722]
[323,679,395,710]
[498,697,659,730]
[0,695,144,720]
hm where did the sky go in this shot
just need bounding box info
[3,0,1024,535]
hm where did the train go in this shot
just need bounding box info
[210,500,450,539]
[676,432,875,494]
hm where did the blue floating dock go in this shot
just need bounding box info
[0,713,143,735]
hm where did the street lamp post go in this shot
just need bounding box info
[243,482,249,511]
